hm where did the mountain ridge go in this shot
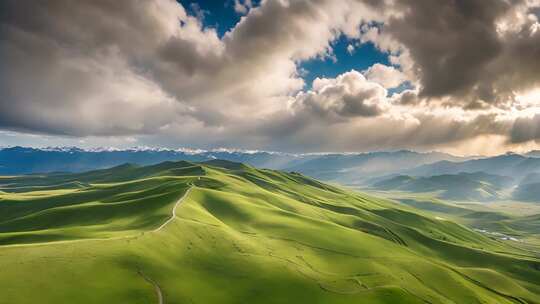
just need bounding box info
[0,146,467,177]
[1,160,539,303]
[371,172,514,201]
[5,146,540,202]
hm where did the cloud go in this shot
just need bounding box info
[510,114,540,143]
[0,0,213,135]
[391,89,422,106]
[234,0,253,14]
[293,71,388,119]
[247,107,514,153]
[346,44,355,54]
[0,0,382,136]
[0,0,540,155]
[376,0,540,108]
[364,63,407,89]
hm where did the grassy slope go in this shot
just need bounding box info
[0,161,539,304]
[381,191,540,259]
[371,173,512,202]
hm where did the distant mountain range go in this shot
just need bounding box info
[369,154,540,201]
[0,146,302,175]
[2,146,540,202]
[372,172,514,202]
[402,153,540,180]
[0,146,466,181]
[513,173,540,202]
[284,150,468,185]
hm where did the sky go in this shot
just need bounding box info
[1,0,540,155]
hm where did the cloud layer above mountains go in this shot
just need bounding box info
[1,0,540,154]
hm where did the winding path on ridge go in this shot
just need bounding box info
[138,184,193,304]
[153,186,192,233]
[138,270,165,304]
[1,184,195,303]
[0,184,194,248]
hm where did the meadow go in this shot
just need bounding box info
[0,160,539,303]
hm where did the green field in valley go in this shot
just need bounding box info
[0,160,539,303]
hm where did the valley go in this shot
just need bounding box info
[1,160,539,303]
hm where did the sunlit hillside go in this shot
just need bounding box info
[1,161,538,303]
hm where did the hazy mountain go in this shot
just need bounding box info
[404,153,540,181]
[525,150,540,158]
[0,147,464,185]
[0,146,208,174]
[372,172,513,201]
[4,146,540,200]
[393,154,540,201]
[0,146,315,175]
[513,173,540,202]
[282,150,467,185]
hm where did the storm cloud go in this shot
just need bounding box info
[0,0,540,154]
[380,0,540,107]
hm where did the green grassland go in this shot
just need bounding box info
[370,172,513,202]
[377,191,540,258]
[0,160,539,303]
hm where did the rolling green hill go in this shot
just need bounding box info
[513,173,540,202]
[372,172,513,201]
[0,161,539,303]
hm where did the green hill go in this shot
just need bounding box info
[513,173,540,202]
[372,172,513,201]
[0,161,539,303]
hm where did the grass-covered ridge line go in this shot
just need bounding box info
[0,160,539,303]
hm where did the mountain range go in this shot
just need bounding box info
[3,146,540,202]
[372,172,514,202]
[0,146,468,180]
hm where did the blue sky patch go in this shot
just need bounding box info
[177,1,393,91]
[299,35,391,89]
[177,0,262,37]
[178,0,239,36]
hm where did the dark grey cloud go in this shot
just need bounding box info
[0,0,194,135]
[0,0,374,136]
[0,0,539,154]
[392,90,421,106]
[510,114,540,143]
[292,71,388,120]
[382,0,540,108]
[243,110,511,153]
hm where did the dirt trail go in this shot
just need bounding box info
[153,187,192,232]
[138,270,164,304]
[0,185,193,248]
[134,186,195,304]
